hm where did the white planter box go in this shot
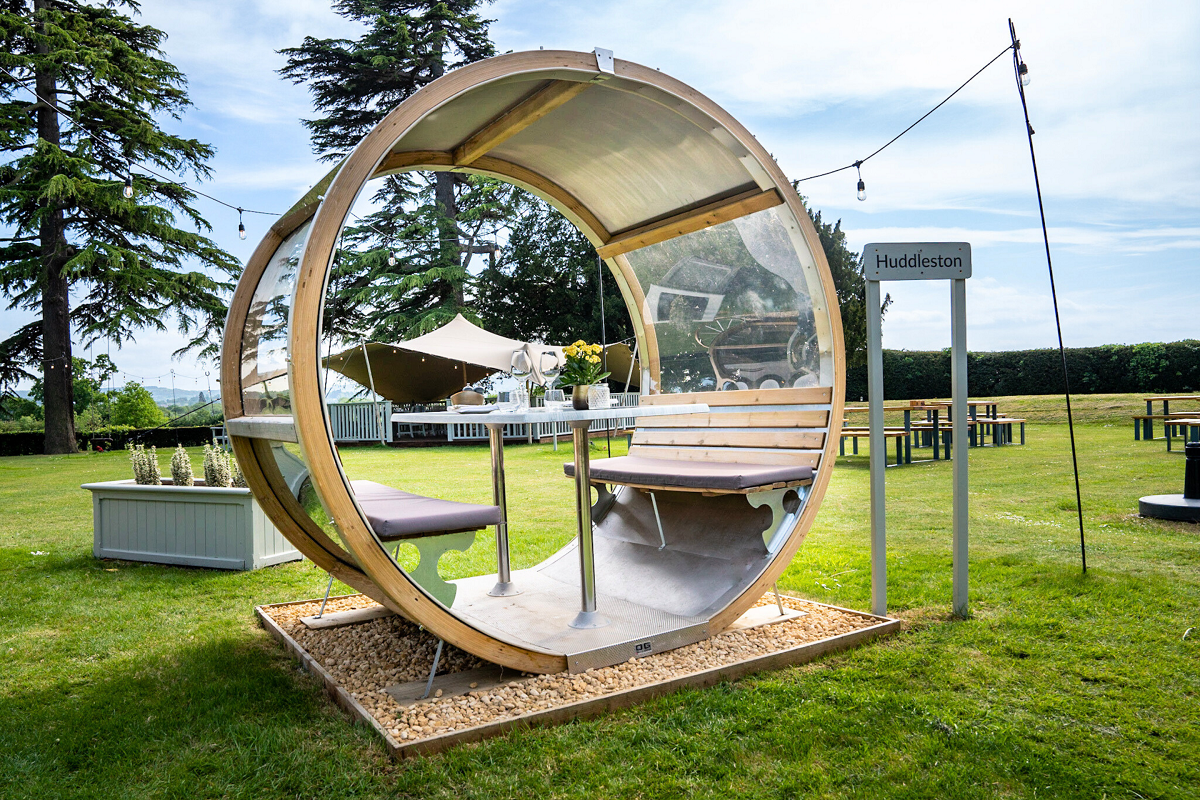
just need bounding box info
[81,479,302,570]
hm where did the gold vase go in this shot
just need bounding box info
[572,384,591,410]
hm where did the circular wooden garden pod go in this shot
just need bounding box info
[222,50,846,674]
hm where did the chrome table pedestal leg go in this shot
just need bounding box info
[569,420,609,629]
[486,424,520,597]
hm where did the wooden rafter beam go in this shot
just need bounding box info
[596,188,784,260]
[372,150,612,244]
[453,80,593,166]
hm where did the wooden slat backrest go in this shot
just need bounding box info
[629,387,833,468]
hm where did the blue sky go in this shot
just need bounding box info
[5,0,1198,389]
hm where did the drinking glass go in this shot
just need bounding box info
[539,350,562,384]
[510,350,532,410]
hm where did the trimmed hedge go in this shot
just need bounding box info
[845,340,1200,401]
[0,425,219,457]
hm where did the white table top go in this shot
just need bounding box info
[391,403,709,426]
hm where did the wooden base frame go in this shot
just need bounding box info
[255,596,899,760]
[222,50,847,674]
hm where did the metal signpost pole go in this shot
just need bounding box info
[866,278,887,617]
[951,278,969,617]
[864,242,971,619]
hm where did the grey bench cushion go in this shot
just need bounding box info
[350,480,501,540]
[563,456,813,492]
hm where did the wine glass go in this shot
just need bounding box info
[539,350,562,385]
[510,350,532,409]
[510,349,532,380]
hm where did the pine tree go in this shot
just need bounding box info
[804,205,890,368]
[475,194,632,347]
[0,1,240,453]
[279,0,498,339]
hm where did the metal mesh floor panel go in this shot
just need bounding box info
[451,568,709,672]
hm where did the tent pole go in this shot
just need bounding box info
[625,340,638,393]
[598,255,611,458]
[361,342,385,446]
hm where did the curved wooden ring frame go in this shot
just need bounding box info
[222,50,846,674]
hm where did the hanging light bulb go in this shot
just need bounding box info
[123,165,133,199]
[855,161,866,202]
[237,208,246,240]
[1018,61,1030,87]
[388,251,396,267]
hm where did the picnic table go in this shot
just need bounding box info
[1164,417,1200,451]
[1136,396,1200,441]
[840,400,1024,465]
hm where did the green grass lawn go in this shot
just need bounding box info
[1,396,1197,799]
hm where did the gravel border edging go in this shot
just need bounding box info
[255,595,901,760]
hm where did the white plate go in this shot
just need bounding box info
[455,405,497,414]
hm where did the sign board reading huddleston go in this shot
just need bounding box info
[864,242,971,281]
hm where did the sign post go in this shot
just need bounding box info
[863,242,971,618]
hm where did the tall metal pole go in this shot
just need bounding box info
[569,419,608,629]
[866,279,886,616]
[1009,18,1086,572]
[360,342,385,445]
[951,279,969,617]
[486,423,519,596]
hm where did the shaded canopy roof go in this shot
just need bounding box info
[326,315,640,403]
[325,315,566,404]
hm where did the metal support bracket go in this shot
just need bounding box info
[649,491,667,550]
[407,530,477,608]
[593,47,615,76]
[591,483,619,524]
[421,639,445,700]
[747,486,806,553]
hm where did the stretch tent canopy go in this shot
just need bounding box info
[325,314,566,403]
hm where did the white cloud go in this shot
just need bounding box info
[6,0,1198,386]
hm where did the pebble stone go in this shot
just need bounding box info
[266,593,878,745]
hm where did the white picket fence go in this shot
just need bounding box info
[327,394,641,444]
[328,400,393,443]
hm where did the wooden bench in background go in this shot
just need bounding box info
[565,387,830,548]
[838,426,910,465]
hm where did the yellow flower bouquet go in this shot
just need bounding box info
[558,340,610,388]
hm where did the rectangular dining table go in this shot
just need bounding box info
[391,402,709,628]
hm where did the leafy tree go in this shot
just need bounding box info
[279,0,498,339]
[0,0,241,454]
[475,194,632,347]
[0,390,38,421]
[29,353,115,417]
[804,204,890,368]
[110,381,165,428]
[328,174,513,341]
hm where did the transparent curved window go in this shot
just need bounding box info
[240,220,313,414]
[624,206,829,393]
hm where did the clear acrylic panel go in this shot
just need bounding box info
[240,219,313,414]
[259,438,355,557]
[624,206,826,393]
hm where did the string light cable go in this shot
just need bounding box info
[792,42,1017,198]
[0,63,279,225]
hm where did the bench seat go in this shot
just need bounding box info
[564,455,813,493]
[350,480,501,540]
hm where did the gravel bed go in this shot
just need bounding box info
[264,593,879,745]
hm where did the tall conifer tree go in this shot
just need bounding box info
[279,0,500,339]
[0,0,240,453]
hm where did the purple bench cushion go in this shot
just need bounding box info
[563,456,813,491]
[350,480,501,540]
